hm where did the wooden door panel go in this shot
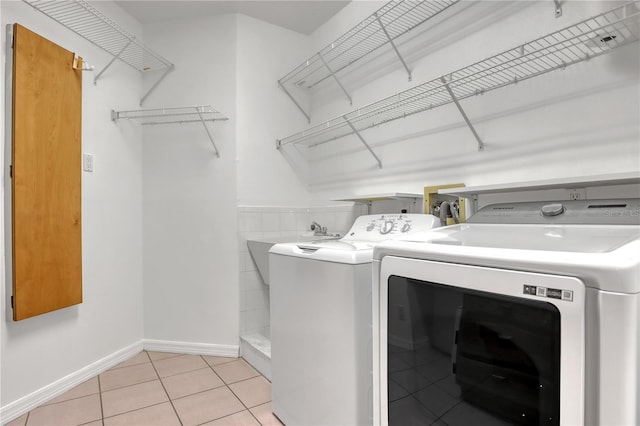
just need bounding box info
[12,24,82,320]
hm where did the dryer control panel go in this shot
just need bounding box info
[468,199,640,225]
[343,214,440,242]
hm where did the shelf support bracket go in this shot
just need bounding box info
[319,53,353,106]
[195,108,220,157]
[375,12,412,81]
[278,80,311,123]
[554,0,562,18]
[94,39,133,85]
[140,64,175,106]
[440,76,484,151]
[343,116,383,169]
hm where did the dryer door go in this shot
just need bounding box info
[376,257,585,426]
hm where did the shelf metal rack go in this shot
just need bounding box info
[277,2,640,169]
[23,0,174,105]
[111,106,228,157]
[278,0,460,122]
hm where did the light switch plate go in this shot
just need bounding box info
[82,153,93,172]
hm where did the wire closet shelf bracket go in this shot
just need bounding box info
[111,106,229,157]
[23,0,174,105]
[278,0,460,123]
[276,2,640,169]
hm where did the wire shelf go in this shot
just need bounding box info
[23,0,172,73]
[112,106,228,125]
[111,106,228,157]
[277,2,640,149]
[279,0,458,89]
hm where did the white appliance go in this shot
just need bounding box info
[270,213,441,426]
[372,199,640,426]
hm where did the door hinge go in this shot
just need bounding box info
[9,165,13,178]
[11,296,14,308]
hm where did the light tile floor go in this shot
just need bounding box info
[6,351,283,426]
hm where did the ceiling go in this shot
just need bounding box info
[114,0,351,35]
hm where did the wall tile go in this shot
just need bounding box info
[244,231,264,242]
[244,212,262,232]
[280,211,297,232]
[244,270,264,290]
[245,289,267,311]
[244,251,257,273]
[296,211,310,233]
[336,212,355,233]
[262,212,280,232]
[238,203,361,337]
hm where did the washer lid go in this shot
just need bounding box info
[270,241,374,264]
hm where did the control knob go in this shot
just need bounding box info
[541,203,565,217]
[366,223,375,232]
[380,220,395,235]
[401,223,411,233]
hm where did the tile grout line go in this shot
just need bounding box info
[101,401,169,423]
[221,360,269,426]
[101,377,159,394]
[187,356,259,425]
[148,353,184,426]
[97,374,105,426]
[224,383,264,426]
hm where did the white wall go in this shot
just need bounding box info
[141,15,239,346]
[235,14,311,206]
[288,0,640,202]
[1,0,144,415]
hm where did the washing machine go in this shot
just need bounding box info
[372,199,640,426]
[270,213,441,426]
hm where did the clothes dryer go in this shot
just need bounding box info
[373,199,640,426]
[270,213,441,426]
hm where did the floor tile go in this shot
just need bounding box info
[152,354,208,378]
[146,351,182,361]
[101,380,169,418]
[161,367,224,400]
[414,384,459,417]
[100,362,158,392]
[43,377,99,406]
[228,376,271,408]
[110,352,150,370]
[172,386,245,426]
[388,395,438,426]
[212,359,259,384]
[202,355,237,367]
[388,379,410,402]
[441,401,512,426]
[103,402,180,426]
[26,394,102,426]
[81,421,103,426]
[4,413,28,426]
[390,368,432,393]
[250,402,283,426]
[202,410,260,426]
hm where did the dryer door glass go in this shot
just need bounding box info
[386,276,561,426]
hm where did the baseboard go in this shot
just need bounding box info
[0,340,143,425]
[143,339,239,358]
[0,339,240,424]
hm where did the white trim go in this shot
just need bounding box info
[0,339,240,424]
[0,341,143,424]
[142,339,239,358]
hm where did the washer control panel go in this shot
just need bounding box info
[343,214,440,242]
